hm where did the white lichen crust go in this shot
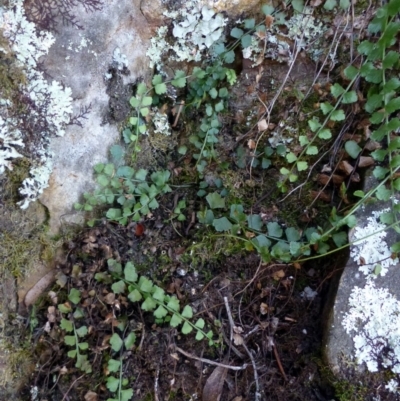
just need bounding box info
[343,282,400,378]
[0,0,73,209]
[349,208,398,277]
[147,0,227,71]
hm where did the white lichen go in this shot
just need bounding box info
[349,208,398,277]
[147,0,227,71]
[342,281,400,381]
[152,108,171,136]
[0,0,73,209]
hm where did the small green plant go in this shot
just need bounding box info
[58,288,92,373]
[98,259,213,343]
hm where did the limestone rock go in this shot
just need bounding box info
[38,0,152,234]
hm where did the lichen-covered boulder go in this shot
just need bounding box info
[324,172,400,394]
[34,0,152,233]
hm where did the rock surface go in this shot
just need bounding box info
[37,0,152,234]
[324,172,400,377]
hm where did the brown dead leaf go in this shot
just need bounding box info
[260,302,269,315]
[24,270,56,307]
[310,0,323,6]
[338,160,354,176]
[84,390,98,401]
[358,156,375,168]
[233,333,244,345]
[272,269,285,280]
[202,365,228,401]
[247,139,256,149]
[244,231,255,239]
[48,291,58,304]
[231,397,243,401]
[265,15,274,28]
[310,190,331,203]
[257,119,268,131]
[104,293,116,305]
[47,306,56,323]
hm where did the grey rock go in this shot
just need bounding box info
[38,0,152,234]
[324,172,400,377]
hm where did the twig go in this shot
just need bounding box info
[172,101,185,127]
[223,297,234,343]
[174,346,247,371]
[273,343,287,381]
[60,374,84,401]
[154,364,160,401]
[242,342,261,401]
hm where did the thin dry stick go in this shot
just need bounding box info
[242,342,261,401]
[154,364,160,401]
[172,101,185,127]
[174,346,247,371]
[224,297,261,400]
[60,374,84,401]
[273,343,288,381]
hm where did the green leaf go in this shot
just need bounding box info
[128,289,142,302]
[292,0,304,12]
[152,75,163,86]
[373,166,389,179]
[68,288,81,305]
[130,97,139,107]
[262,4,275,14]
[324,0,337,10]
[124,262,138,282]
[155,83,167,95]
[154,305,168,319]
[219,87,229,98]
[342,91,357,104]
[330,110,345,121]
[167,296,180,312]
[320,102,333,115]
[152,286,165,301]
[209,88,218,99]
[339,0,350,9]
[380,212,394,224]
[306,146,318,155]
[110,333,123,352]
[181,321,193,334]
[308,119,321,132]
[58,303,72,313]
[247,214,262,230]
[289,241,301,256]
[140,107,149,117]
[383,78,400,93]
[97,174,109,187]
[142,296,157,311]
[76,326,88,338]
[139,277,153,294]
[106,208,122,220]
[331,83,345,97]
[365,94,383,113]
[108,359,121,373]
[376,186,391,201]
[344,65,359,80]
[170,313,183,327]
[353,190,365,197]
[267,222,283,238]
[78,342,88,350]
[137,82,147,95]
[64,335,76,346]
[124,332,136,349]
[383,50,399,69]
[181,305,193,318]
[121,388,134,401]
[213,217,232,232]
[106,376,119,392]
[67,350,77,358]
[244,18,255,29]
[195,318,205,329]
[286,152,297,163]
[171,70,187,88]
[286,227,301,242]
[141,96,152,107]
[345,141,362,159]
[318,128,332,140]
[60,318,73,332]
[112,280,126,294]
[241,34,252,48]
[297,161,308,171]
[206,192,225,209]
[386,97,400,114]
[231,27,244,38]
[391,241,400,253]
[332,231,347,247]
